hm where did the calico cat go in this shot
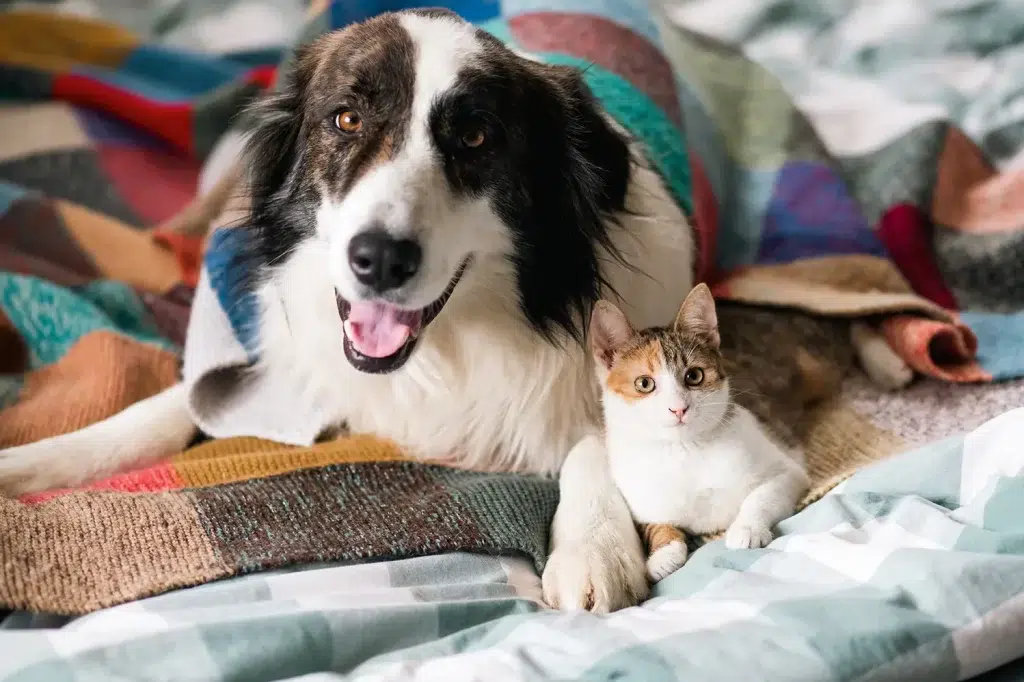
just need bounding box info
[590,284,834,582]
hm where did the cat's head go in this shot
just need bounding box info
[590,284,731,438]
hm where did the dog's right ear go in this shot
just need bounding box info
[590,300,634,371]
[241,44,316,217]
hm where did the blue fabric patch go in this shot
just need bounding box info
[221,48,286,70]
[0,180,27,216]
[204,228,260,359]
[120,45,246,99]
[959,311,1024,381]
[75,46,244,104]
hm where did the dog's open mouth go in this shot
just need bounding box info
[337,257,471,374]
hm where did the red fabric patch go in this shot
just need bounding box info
[97,146,200,227]
[690,154,719,285]
[152,228,204,288]
[881,314,989,383]
[876,203,958,309]
[245,65,277,90]
[53,72,195,155]
[19,462,185,504]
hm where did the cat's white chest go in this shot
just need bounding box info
[607,409,782,533]
[609,439,753,532]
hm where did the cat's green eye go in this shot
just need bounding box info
[634,376,656,393]
[684,367,704,386]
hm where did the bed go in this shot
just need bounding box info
[3,0,1024,680]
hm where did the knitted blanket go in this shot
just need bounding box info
[2,0,1024,616]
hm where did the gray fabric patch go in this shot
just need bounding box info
[0,149,141,227]
[933,225,1024,312]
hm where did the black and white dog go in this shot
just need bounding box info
[0,8,911,611]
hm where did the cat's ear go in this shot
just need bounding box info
[590,300,634,370]
[674,283,720,348]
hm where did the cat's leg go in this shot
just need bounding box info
[542,434,649,613]
[641,523,688,582]
[851,321,914,390]
[725,469,808,550]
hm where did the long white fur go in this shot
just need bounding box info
[0,15,913,613]
[0,384,195,493]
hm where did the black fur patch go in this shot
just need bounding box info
[429,34,630,342]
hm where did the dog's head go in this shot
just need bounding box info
[243,8,631,374]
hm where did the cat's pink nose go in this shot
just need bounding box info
[669,406,688,421]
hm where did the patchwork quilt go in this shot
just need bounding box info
[2,0,1024,680]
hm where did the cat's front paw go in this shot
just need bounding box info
[646,540,688,582]
[725,521,774,550]
[851,322,914,391]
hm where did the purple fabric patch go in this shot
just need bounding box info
[72,106,172,151]
[758,162,888,264]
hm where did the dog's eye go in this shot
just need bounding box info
[634,376,656,394]
[684,368,704,386]
[460,128,486,149]
[335,111,363,134]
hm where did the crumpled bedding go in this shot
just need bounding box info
[4,0,1024,679]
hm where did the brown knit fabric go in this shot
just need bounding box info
[718,255,952,321]
[0,330,179,446]
[799,403,907,505]
[57,201,182,293]
[0,491,231,613]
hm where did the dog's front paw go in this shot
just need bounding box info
[724,521,774,550]
[646,540,688,583]
[542,541,648,614]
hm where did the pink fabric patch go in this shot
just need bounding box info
[19,462,184,504]
[98,146,200,227]
[881,313,990,383]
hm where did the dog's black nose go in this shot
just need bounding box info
[347,229,422,292]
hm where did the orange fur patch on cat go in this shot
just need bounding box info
[641,523,686,553]
[606,340,662,401]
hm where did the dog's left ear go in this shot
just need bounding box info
[552,67,631,213]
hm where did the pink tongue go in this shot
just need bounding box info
[344,301,416,358]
